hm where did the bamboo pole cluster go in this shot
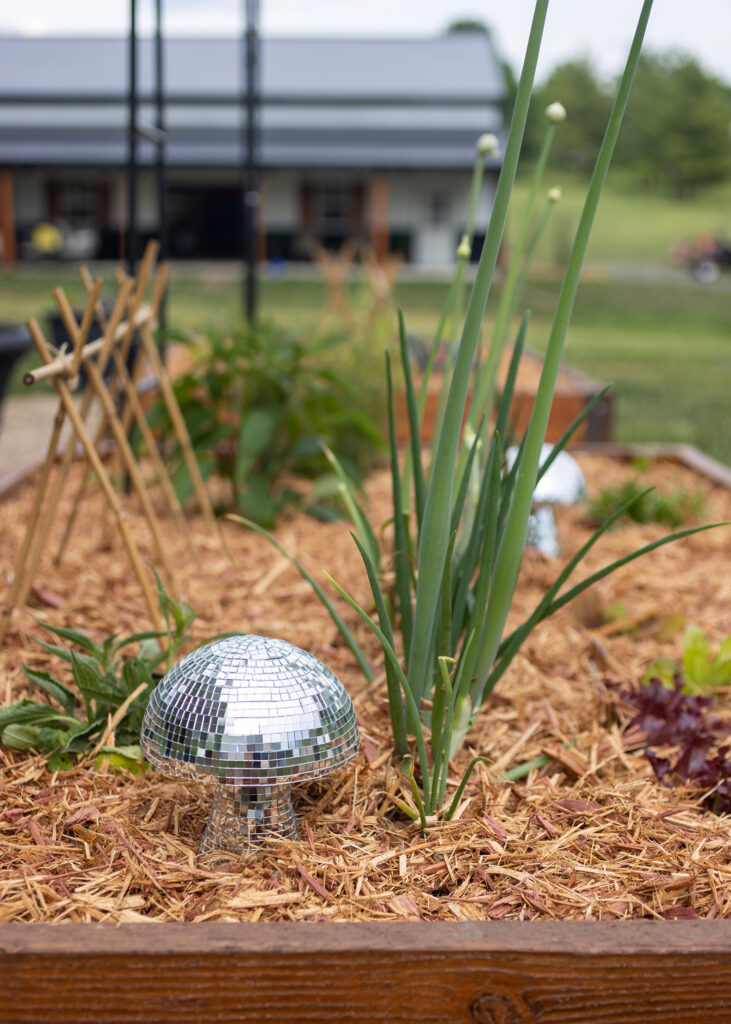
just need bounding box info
[0,241,219,661]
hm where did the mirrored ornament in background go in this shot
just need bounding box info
[506,443,587,557]
[140,634,359,855]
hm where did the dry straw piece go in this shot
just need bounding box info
[1,453,731,922]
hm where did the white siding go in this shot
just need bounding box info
[263,172,300,230]
[391,170,497,265]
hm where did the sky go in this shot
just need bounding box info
[2,0,730,86]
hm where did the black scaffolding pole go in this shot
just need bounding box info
[126,0,138,274]
[154,0,167,332]
[242,0,260,324]
[127,0,166,282]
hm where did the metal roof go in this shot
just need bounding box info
[0,35,506,102]
[0,35,506,170]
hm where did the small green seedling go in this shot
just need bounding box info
[587,477,706,529]
[0,572,196,771]
[644,627,731,694]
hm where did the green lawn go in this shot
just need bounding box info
[1,180,729,465]
[508,172,731,266]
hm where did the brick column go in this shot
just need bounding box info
[0,170,17,267]
[369,174,390,261]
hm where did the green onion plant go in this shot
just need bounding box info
[234,0,726,824]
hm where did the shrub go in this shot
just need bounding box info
[158,320,383,527]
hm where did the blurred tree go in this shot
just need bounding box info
[445,19,491,35]
[616,53,731,196]
[524,60,612,170]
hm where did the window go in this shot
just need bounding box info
[60,183,98,226]
[428,193,451,227]
[314,184,350,233]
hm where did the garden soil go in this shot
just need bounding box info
[1,453,731,922]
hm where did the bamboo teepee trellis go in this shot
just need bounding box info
[0,242,217,653]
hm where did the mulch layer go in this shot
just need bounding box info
[1,452,731,922]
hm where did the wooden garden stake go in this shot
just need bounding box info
[13,280,106,611]
[116,243,160,434]
[54,302,157,553]
[51,291,179,597]
[79,266,190,538]
[0,285,100,654]
[108,345,192,536]
[18,277,131,596]
[135,270,220,536]
[0,395,66,650]
[59,245,159,554]
[24,319,164,633]
[313,241,357,327]
[53,275,136,563]
[101,243,159,489]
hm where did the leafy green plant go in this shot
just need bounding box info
[157,320,383,527]
[587,477,706,529]
[235,0,725,825]
[0,574,196,771]
[644,627,731,693]
[619,675,731,815]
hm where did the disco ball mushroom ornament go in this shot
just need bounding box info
[140,634,359,855]
[506,443,587,557]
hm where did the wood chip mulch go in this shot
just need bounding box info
[1,452,731,923]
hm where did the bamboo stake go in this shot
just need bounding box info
[0,361,80,655]
[23,304,155,387]
[119,255,166,442]
[51,290,179,597]
[108,345,192,535]
[100,248,157,475]
[79,267,190,538]
[106,255,231,556]
[138,261,231,554]
[15,280,106,611]
[118,243,159,419]
[98,260,188,528]
[0,280,103,655]
[137,316,218,534]
[28,277,132,575]
[100,245,158,536]
[53,276,136,564]
[25,319,163,634]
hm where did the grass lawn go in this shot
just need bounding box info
[508,172,731,266]
[1,179,729,465]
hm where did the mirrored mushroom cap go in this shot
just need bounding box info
[141,634,358,787]
[505,443,586,505]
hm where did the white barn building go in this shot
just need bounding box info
[0,34,506,265]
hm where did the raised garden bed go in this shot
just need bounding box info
[1,448,731,1018]
[4,920,731,1023]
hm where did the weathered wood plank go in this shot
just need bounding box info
[2,922,731,1023]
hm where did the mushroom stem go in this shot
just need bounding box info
[200,784,297,854]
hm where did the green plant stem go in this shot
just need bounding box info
[407,0,549,705]
[469,122,558,433]
[417,153,485,421]
[471,0,655,702]
[427,149,487,462]
[229,515,374,682]
[402,150,487,506]
[324,572,432,810]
